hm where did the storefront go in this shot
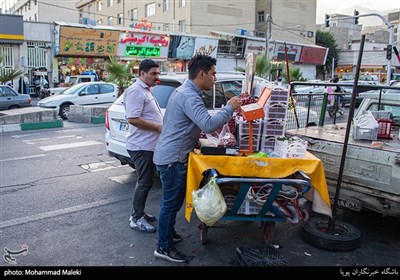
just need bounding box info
[54,24,119,83]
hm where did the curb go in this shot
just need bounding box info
[0,119,63,133]
[91,116,105,124]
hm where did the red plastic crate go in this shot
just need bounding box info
[377,119,393,139]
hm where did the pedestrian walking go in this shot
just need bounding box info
[124,59,163,233]
[152,54,242,263]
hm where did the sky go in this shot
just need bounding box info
[316,0,400,27]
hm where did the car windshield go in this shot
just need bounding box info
[62,83,87,94]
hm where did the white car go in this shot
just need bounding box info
[38,81,118,119]
[105,72,273,168]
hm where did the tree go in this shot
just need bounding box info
[316,30,340,80]
[281,65,307,84]
[234,52,274,80]
[104,56,135,97]
[0,53,24,84]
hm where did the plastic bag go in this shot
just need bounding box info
[192,176,227,227]
[205,123,237,147]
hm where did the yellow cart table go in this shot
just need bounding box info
[185,151,332,223]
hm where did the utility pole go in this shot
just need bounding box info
[265,14,271,60]
[332,57,335,79]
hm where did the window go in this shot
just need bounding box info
[163,0,169,12]
[258,11,264,23]
[97,19,103,25]
[97,1,102,11]
[117,0,121,3]
[179,20,185,33]
[85,85,99,94]
[131,9,138,20]
[179,0,186,7]
[100,84,115,93]
[108,16,113,26]
[27,42,46,68]
[163,23,170,31]
[146,3,156,17]
[88,4,93,14]
[107,0,113,7]
[118,13,123,25]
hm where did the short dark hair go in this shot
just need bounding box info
[139,59,159,73]
[188,54,217,80]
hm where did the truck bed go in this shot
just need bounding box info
[286,123,400,217]
[287,123,400,153]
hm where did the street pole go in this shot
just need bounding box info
[332,57,335,79]
[387,25,393,84]
[265,14,271,60]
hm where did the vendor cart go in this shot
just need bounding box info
[185,151,332,245]
[197,168,312,244]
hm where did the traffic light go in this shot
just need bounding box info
[325,14,330,28]
[386,45,392,60]
[354,10,359,24]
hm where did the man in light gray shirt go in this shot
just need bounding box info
[124,59,163,233]
[153,54,241,263]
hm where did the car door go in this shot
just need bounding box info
[99,83,117,103]
[0,86,17,110]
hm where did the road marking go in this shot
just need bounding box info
[80,161,125,172]
[11,134,33,138]
[0,154,46,162]
[55,135,77,139]
[38,140,103,151]
[109,174,136,184]
[0,194,132,229]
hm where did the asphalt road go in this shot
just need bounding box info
[0,122,399,276]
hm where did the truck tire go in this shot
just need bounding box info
[302,217,361,251]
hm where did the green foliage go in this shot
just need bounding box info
[282,66,307,84]
[316,30,339,79]
[234,52,273,80]
[254,52,271,79]
[0,53,24,84]
[104,56,135,96]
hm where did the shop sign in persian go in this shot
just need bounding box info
[194,37,218,58]
[126,46,160,57]
[299,46,328,65]
[273,43,301,62]
[244,39,266,56]
[168,35,195,59]
[118,31,169,58]
[58,26,119,57]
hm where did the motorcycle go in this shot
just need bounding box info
[327,95,345,118]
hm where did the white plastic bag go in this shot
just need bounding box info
[192,176,227,227]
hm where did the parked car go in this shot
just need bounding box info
[105,72,275,168]
[38,82,118,119]
[0,85,32,110]
[341,80,380,107]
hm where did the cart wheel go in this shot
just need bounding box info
[302,217,361,251]
[198,223,208,245]
[262,222,276,243]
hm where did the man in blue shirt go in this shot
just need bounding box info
[153,54,241,263]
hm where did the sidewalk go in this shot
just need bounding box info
[0,107,63,133]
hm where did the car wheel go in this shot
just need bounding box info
[9,105,20,109]
[302,217,361,251]
[59,104,71,119]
